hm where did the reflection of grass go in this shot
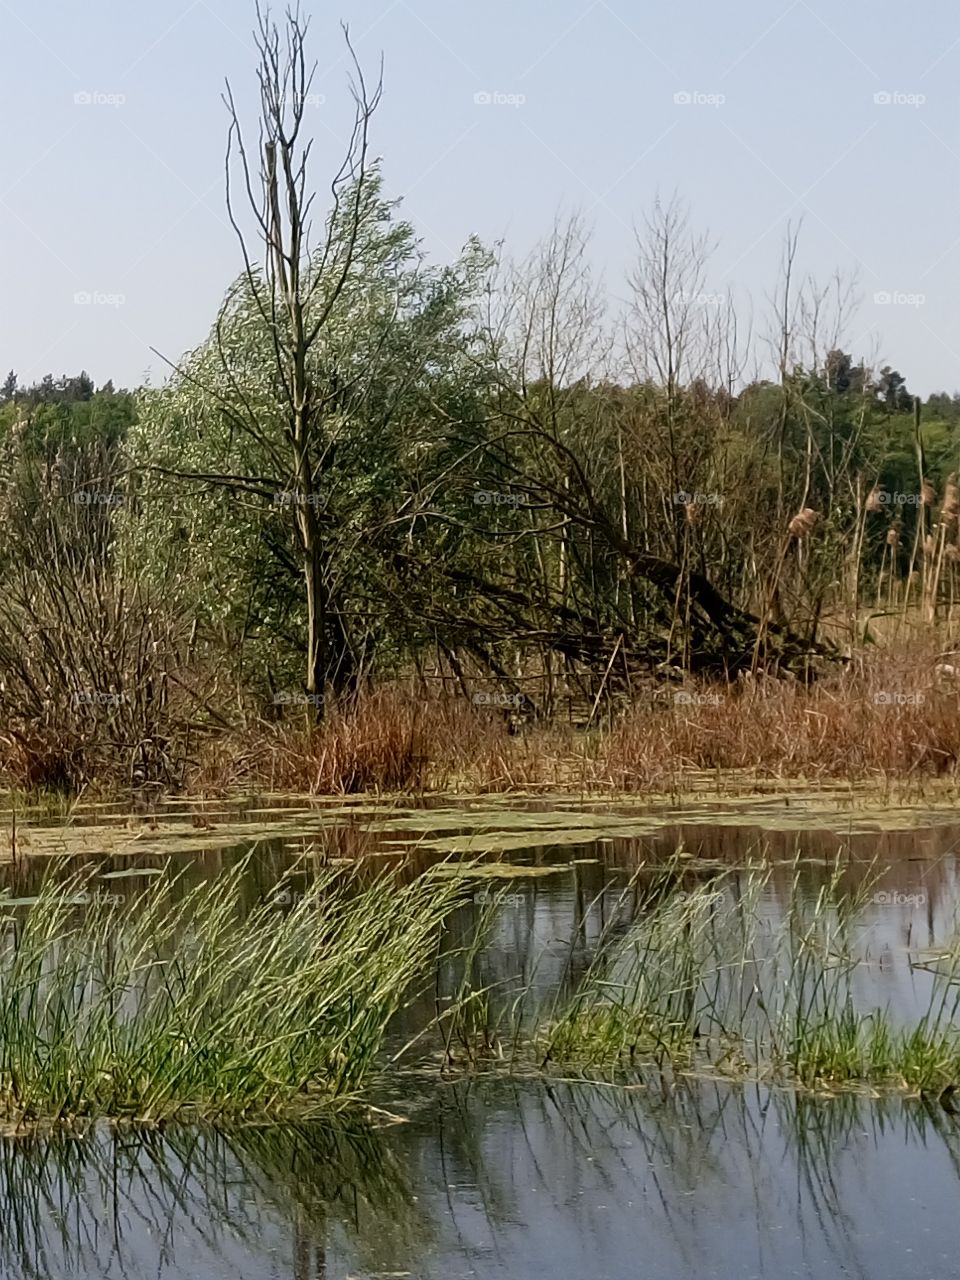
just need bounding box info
[535,856,960,1094]
[0,853,467,1125]
[0,1119,426,1280]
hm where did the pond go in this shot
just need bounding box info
[1,790,959,1279]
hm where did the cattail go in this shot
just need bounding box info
[886,525,899,547]
[789,507,819,538]
[866,487,883,513]
[943,473,959,524]
[684,501,699,526]
[922,480,937,507]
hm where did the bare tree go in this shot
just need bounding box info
[222,4,383,714]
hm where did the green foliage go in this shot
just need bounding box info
[126,170,492,693]
[0,853,468,1123]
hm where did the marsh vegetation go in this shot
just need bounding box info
[1,11,960,801]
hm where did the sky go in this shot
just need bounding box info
[0,0,958,395]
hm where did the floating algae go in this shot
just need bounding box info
[427,862,571,880]
[99,868,165,880]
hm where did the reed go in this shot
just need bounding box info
[536,857,960,1094]
[0,853,468,1126]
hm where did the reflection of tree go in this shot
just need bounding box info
[0,1120,427,1280]
[4,1080,960,1278]
[407,1079,960,1280]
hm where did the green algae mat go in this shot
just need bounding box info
[0,784,958,863]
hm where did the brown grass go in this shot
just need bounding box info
[192,688,518,794]
[187,645,960,796]
[597,640,960,790]
[7,645,960,798]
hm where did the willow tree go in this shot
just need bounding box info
[133,9,489,709]
[142,6,487,714]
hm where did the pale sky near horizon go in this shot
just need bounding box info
[1,0,958,396]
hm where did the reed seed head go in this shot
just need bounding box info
[789,507,819,538]
[943,473,959,524]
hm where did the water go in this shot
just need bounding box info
[3,794,960,1279]
[3,1081,960,1279]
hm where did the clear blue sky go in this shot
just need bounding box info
[0,0,957,394]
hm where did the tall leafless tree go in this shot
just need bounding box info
[222,4,382,715]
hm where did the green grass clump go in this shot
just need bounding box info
[0,855,467,1126]
[536,857,960,1095]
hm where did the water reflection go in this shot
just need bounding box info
[3,1079,960,1279]
[0,1120,424,1280]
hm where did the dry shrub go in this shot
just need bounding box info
[0,726,88,792]
[192,685,587,795]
